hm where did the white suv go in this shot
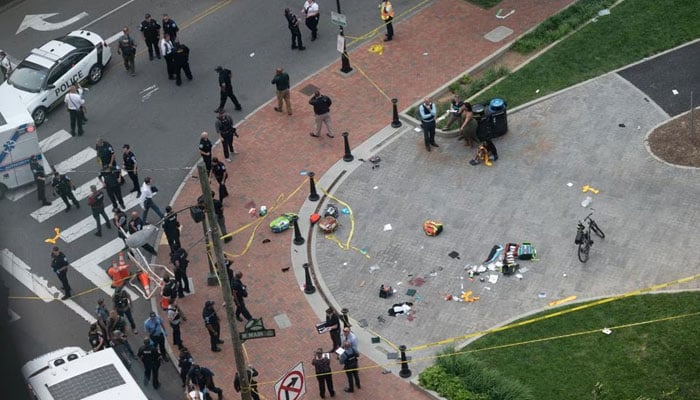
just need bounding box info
[0,30,112,126]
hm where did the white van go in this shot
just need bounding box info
[0,97,41,198]
[22,347,148,400]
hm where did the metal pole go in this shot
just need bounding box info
[196,163,252,400]
[336,0,352,74]
[303,263,316,294]
[691,91,696,146]
[342,132,354,162]
[293,218,305,246]
[398,345,412,378]
[308,172,320,201]
[391,98,402,128]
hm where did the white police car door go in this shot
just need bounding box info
[46,52,89,106]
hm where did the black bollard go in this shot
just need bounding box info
[342,132,354,162]
[341,307,351,328]
[308,172,320,201]
[303,263,316,294]
[293,218,305,246]
[391,98,402,128]
[398,345,412,378]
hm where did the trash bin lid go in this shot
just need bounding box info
[472,103,485,114]
[490,98,505,109]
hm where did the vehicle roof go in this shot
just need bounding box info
[25,30,104,69]
[0,91,34,129]
[23,347,148,400]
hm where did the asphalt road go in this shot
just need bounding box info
[0,0,428,397]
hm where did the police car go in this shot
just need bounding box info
[0,30,111,126]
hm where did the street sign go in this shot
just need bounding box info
[330,11,347,27]
[239,329,276,340]
[274,362,306,400]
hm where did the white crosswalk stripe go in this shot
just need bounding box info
[40,129,73,153]
[53,147,97,174]
[60,192,141,242]
[1,248,96,324]
[70,238,140,300]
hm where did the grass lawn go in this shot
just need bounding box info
[467,0,502,9]
[475,0,700,108]
[463,292,700,400]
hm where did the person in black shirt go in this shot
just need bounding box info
[284,8,305,50]
[177,347,193,387]
[137,338,162,388]
[202,301,223,352]
[186,364,223,400]
[170,247,190,295]
[50,246,72,299]
[173,40,193,86]
[112,208,128,248]
[99,165,125,210]
[197,192,231,243]
[87,185,112,237]
[309,90,334,138]
[129,211,158,255]
[199,132,213,174]
[161,14,179,40]
[231,271,253,322]
[29,155,51,205]
[51,171,79,211]
[210,157,228,201]
[214,66,242,113]
[122,144,140,196]
[214,110,238,161]
[234,365,260,400]
[162,205,181,253]
[139,14,161,60]
[96,138,117,168]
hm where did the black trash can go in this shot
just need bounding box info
[488,98,508,137]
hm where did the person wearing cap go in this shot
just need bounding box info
[137,336,162,388]
[173,39,193,86]
[159,32,176,80]
[284,8,305,50]
[312,348,335,398]
[117,26,137,76]
[51,170,79,212]
[50,246,72,300]
[96,138,116,168]
[112,208,129,249]
[379,1,395,41]
[144,311,168,362]
[214,110,238,162]
[113,286,138,335]
[128,211,158,255]
[199,131,213,174]
[139,14,161,60]
[122,144,140,196]
[301,0,320,41]
[29,156,51,206]
[210,157,229,201]
[99,164,125,210]
[138,176,164,223]
[186,364,223,400]
[87,184,112,237]
[271,67,293,115]
[202,300,223,352]
[234,365,260,400]
[163,205,181,253]
[95,298,111,339]
[214,66,242,113]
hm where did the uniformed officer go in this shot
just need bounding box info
[96,138,117,168]
[122,144,140,196]
[199,132,213,174]
[170,246,190,295]
[88,322,106,352]
[163,205,181,253]
[419,97,438,152]
[214,66,242,113]
[117,26,137,76]
[99,165,125,210]
[234,365,260,400]
[137,337,162,388]
[301,0,320,41]
[128,211,158,255]
[173,40,193,86]
[159,33,176,80]
[161,14,179,40]
[87,184,112,237]
[197,192,231,243]
[139,14,161,60]
[202,300,223,352]
[284,8,305,50]
[214,110,238,162]
[231,271,253,322]
[29,155,51,206]
[210,157,228,201]
[186,364,223,400]
[113,286,138,334]
[51,171,79,211]
[112,208,128,248]
[380,1,395,41]
[51,246,72,300]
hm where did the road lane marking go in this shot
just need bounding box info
[53,147,97,174]
[79,0,137,30]
[0,248,96,324]
[39,129,72,153]
[70,238,140,300]
[60,191,139,242]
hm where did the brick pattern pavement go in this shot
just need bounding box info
[156,1,574,399]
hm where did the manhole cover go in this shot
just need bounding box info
[299,84,319,96]
[484,26,513,43]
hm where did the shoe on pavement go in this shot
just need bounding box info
[344,388,353,393]
[61,294,71,300]
[299,46,306,50]
[274,107,283,113]
[94,231,102,237]
[226,158,232,162]
[42,201,52,206]
[212,347,222,352]
[431,142,439,147]
[217,340,224,344]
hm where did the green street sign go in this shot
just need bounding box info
[240,329,276,340]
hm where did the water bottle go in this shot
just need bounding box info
[581,196,592,208]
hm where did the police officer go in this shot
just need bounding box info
[128,211,158,255]
[199,131,213,174]
[96,138,117,169]
[197,191,231,243]
[202,300,223,352]
[419,97,438,152]
[139,14,161,60]
[163,205,181,253]
[380,1,395,41]
[284,8,305,50]
[231,271,253,322]
[99,165,125,210]
[173,40,193,86]
[51,171,79,211]
[30,155,51,206]
[137,337,162,388]
[50,246,72,300]
[170,246,190,295]
[214,109,238,162]
[159,33,176,80]
[234,365,260,400]
[186,364,223,400]
[117,26,137,76]
[87,185,112,237]
[122,144,140,196]
[112,208,128,248]
[161,14,179,40]
[214,66,242,113]
[210,157,228,201]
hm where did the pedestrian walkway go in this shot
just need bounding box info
[160,1,577,398]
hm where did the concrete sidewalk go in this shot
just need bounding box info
[157,1,577,399]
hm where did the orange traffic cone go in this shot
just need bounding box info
[138,272,151,297]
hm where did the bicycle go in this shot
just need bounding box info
[575,212,605,263]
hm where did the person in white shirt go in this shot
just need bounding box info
[0,50,12,82]
[301,0,320,41]
[138,176,165,222]
[159,33,176,80]
[64,86,85,136]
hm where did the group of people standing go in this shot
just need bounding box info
[313,308,364,396]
